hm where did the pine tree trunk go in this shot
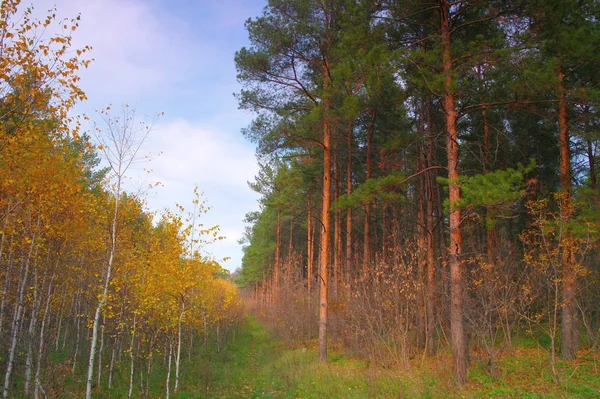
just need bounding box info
[587,139,596,192]
[275,207,281,297]
[286,221,294,286]
[307,198,313,303]
[318,70,332,362]
[557,60,576,361]
[346,122,354,284]
[363,205,371,269]
[479,84,498,269]
[362,110,376,271]
[441,0,468,384]
[417,141,427,351]
[426,98,437,356]
[333,149,342,296]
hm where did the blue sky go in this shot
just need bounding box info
[32,0,267,271]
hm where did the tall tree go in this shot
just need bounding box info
[236,0,351,361]
[523,0,600,361]
[85,106,154,399]
[385,0,516,383]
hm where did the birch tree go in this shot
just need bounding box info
[85,105,155,399]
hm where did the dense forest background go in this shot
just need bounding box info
[235,0,600,386]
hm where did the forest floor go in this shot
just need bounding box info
[191,315,600,399]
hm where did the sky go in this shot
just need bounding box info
[31,0,267,271]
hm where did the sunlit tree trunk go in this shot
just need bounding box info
[318,66,332,362]
[441,0,467,384]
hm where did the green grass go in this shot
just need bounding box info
[186,316,600,398]
[26,318,600,398]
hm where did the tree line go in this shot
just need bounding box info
[235,0,600,385]
[0,1,244,398]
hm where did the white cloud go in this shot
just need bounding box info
[31,0,200,104]
[130,119,260,271]
[149,119,258,189]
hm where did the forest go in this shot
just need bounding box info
[2,0,600,397]
[235,0,600,392]
[0,1,245,398]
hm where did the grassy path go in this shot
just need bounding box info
[188,316,600,399]
[196,315,287,398]
[193,315,403,399]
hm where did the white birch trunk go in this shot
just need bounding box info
[54,288,66,351]
[24,271,40,396]
[86,107,151,399]
[108,341,117,389]
[0,236,14,335]
[3,230,36,399]
[72,293,81,376]
[34,274,54,399]
[175,303,184,393]
[128,313,136,399]
[165,340,173,399]
[216,322,220,354]
[86,187,120,399]
[97,315,105,387]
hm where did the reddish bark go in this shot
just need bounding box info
[426,100,437,356]
[333,150,342,296]
[441,0,468,384]
[346,122,354,284]
[558,60,576,361]
[307,198,314,302]
[275,208,281,294]
[363,110,376,270]
[417,144,427,350]
[318,66,332,362]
